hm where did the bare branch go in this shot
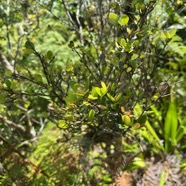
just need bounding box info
[0,114,26,133]
[61,0,78,32]
[0,52,16,73]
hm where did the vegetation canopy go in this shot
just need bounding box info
[0,0,185,185]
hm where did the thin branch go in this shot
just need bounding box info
[0,114,26,133]
[13,12,40,72]
[0,52,16,73]
[61,0,78,32]
[73,48,100,84]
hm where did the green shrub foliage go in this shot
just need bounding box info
[0,0,185,185]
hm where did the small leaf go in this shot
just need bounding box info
[69,81,78,91]
[65,113,74,121]
[0,94,5,104]
[91,87,99,97]
[95,87,102,96]
[57,120,68,129]
[137,115,147,125]
[133,157,145,168]
[176,118,186,143]
[108,13,119,25]
[126,67,132,72]
[24,101,31,109]
[121,106,125,113]
[107,93,115,102]
[68,90,77,102]
[46,50,53,60]
[166,62,178,70]
[163,28,177,39]
[119,38,127,47]
[132,123,141,130]
[68,41,74,48]
[97,105,107,110]
[23,48,34,54]
[122,115,132,126]
[168,28,177,38]
[25,40,35,49]
[115,93,123,102]
[33,74,43,83]
[163,31,170,38]
[88,94,98,100]
[66,65,73,72]
[88,109,95,122]
[100,82,107,96]
[83,101,91,106]
[5,69,12,76]
[10,80,18,89]
[118,14,129,26]
[101,82,107,92]
[5,79,11,89]
[131,54,138,60]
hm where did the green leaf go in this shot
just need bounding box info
[137,115,147,125]
[131,54,138,60]
[46,50,53,60]
[108,13,119,25]
[166,62,178,70]
[176,118,186,143]
[151,105,162,121]
[132,123,141,130]
[69,81,78,92]
[91,87,99,97]
[57,120,68,129]
[145,121,164,151]
[115,92,123,102]
[0,94,5,104]
[24,101,31,109]
[5,69,12,76]
[68,90,77,102]
[163,31,170,38]
[65,113,74,121]
[122,115,132,126]
[25,40,35,50]
[159,169,166,186]
[126,67,132,72]
[163,28,177,39]
[95,87,102,96]
[23,48,34,54]
[132,157,145,168]
[88,109,95,122]
[88,94,98,100]
[107,93,115,102]
[118,38,127,47]
[34,74,43,83]
[118,14,129,26]
[10,80,18,89]
[164,100,178,152]
[100,82,107,96]
[97,105,107,110]
[5,79,11,89]
[101,82,107,92]
[119,38,131,52]
[66,64,73,72]
[169,28,177,38]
